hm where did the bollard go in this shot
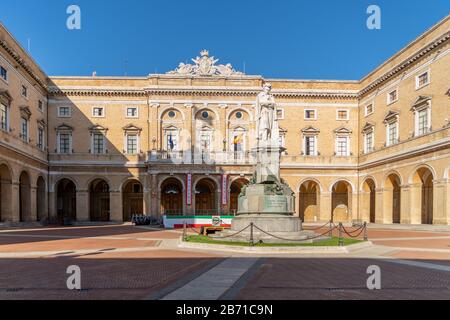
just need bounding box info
[338,223,344,247]
[364,222,368,241]
[250,223,254,246]
[183,221,187,242]
[329,220,333,238]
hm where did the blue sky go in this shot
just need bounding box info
[1,0,449,79]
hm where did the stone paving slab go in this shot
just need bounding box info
[161,258,259,300]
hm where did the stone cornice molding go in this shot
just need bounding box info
[359,31,450,97]
[0,39,47,90]
[48,87,146,97]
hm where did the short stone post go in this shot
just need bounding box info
[363,222,368,241]
[338,223,344,247]
[329,220,333,238]
[183,221,187,241]
[250,222,254,246]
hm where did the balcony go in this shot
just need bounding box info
[49,152,146,164]
[147,150,256,165]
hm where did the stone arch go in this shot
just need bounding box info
[36,176,46,222]
[411,166,435,224]
[409,164,436,184]
[229,178,249,214]
[56,178,77,222]
[227,108,253,122]
[160,177,184,215]
[194,177,218,215]
[331,180,353,223]
[19,171,32,222]
[89,179,110,222]
[159,107,186,121]
[328,178,355,194]
[122,179,143,221]
[299,180,321,222]
[361,177,377,223]
[385,173,402,224]
[195,108,220,121]
[85,176,112,192]
[296,178,324,193]
[0,163,13,222]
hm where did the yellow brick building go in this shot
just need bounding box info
[0,15,449,225]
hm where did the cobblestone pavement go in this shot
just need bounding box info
[0,224,449,300]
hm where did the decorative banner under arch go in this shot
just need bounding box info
[186,173,192,205]
[221,174,228,205]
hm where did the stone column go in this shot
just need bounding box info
[76,190,89,222]
[150,174,159,218]
[400,185,411,224]
[109,190,123,222]
[359,190,370,223]
[0,179,13,221]
[30,186,37,222]
[294,191,300,218]
[48,190,57,220]
[408,183,422,224]
[143,174,151,216]
[351,192,358,222]
[375,188,384,224]
[432,179,447,224]
[381,187,393,224]
[446,180,450,225]
[10,181,20,222]
[319,191,331,222]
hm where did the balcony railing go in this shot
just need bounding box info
[147,150,256,165]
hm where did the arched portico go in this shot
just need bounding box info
[0,164,13,221]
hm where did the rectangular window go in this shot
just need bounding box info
[93,133,105,154]
[126,107,138,118]
[0,66,7,81]
[365,131,374,153]
[37,127,44,150]
[336,136,349,156]
[337,110,349,120]
[417,109,429,136]
[58,106,71,117]
[416,71,429,89]
[304,136,317,156]
[388,122,398,146]
[59,133,71,154]
[387,89,398,104]
[21,85,28,98]
[21,117,28,141]
[276,109,284,120]
[92,107,104,117]
[0,104,8,131]
[38,100,43,112]
[127,135,138,154]
[304,109,316,120]
[365,104,374,116]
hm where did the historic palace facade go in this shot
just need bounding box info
[0,15,449,225]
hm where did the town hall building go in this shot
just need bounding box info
[0,15,449,226]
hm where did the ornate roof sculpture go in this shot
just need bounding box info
[167,50,244,77]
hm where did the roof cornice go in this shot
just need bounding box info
[359,31,450,97]
[0,38,47,91]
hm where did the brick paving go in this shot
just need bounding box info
[233,258,450,300]
[0,224,449,299]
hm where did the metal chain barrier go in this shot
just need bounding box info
[182,220,368,245]
[252,223,339,243]
[303,220,334,231]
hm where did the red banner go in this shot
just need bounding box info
[221,174,228,205]
[186,173,192,205]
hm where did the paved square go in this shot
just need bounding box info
[0,224,449,300]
